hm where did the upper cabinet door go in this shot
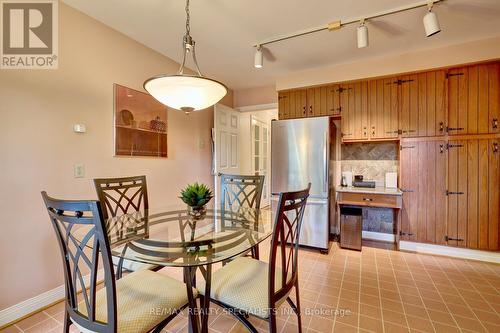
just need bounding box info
[399,71,446,137]
[448,63,499,135]
[326,85,341,116]
[368,77,399,139]
[340,82,369,141]
[278,91,289,119]
[294,89,307,118]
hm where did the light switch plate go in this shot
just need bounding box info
[74,164,85,178]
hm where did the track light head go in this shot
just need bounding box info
[357,20,369,48]
[254,46,263,69]
[423,3,441,37]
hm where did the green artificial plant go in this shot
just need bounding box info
[179,183,213,208]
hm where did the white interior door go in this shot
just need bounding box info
[213,104,241,206]
[251,116,270,207]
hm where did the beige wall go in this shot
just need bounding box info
[233,85,277,108]
[0,4,231,309]
[276,36,500,90]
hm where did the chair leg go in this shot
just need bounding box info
[269,312,277,333]
[63,311,71,333]
[294,281,303,333]
[251,244,260,260]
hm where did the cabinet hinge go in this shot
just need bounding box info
[400,145,416,150]
[336,87,352,93]
[446,126,464,132]
[446,72,464,79]
[446,143,464,149]
[393,79,414,85]
[445,235,464,241]
[446,190,464,196]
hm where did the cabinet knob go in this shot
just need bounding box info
[439,122,444,132]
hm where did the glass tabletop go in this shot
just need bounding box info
[75,205,274,267]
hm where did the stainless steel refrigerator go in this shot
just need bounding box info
[271,117,330,252]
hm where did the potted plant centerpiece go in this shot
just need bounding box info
[179,183,213,217]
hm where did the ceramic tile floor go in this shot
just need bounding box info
[2,240,500,333]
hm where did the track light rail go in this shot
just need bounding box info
[253,0,444,48]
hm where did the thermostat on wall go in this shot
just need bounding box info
[73,124,86,133]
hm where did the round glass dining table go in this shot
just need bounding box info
[76,205,274,333]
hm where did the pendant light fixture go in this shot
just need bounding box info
[144,0,227,114]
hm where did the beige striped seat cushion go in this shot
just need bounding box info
[73,270,195,333]
[112,254,159,272]
[199,257,290,319]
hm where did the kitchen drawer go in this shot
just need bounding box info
[338,192,402,209]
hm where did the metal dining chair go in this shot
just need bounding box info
[220,174,265,259]
[41,191,193,333]
[200,184,311,333]
[93,176,161,278]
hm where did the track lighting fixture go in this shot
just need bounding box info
[252,0,445,67]
[423,2,441,37]
[357,20,369,48]
[254,46,263,68]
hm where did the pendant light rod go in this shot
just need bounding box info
[177,0,202,76]
[144,0,227,113]
[253,0,444,47]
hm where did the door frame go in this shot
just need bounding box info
[250,115,271,207]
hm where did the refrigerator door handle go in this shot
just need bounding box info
[323,131,328,193]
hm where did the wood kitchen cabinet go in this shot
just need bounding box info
[326,84,342,116]
[447,139,499,250]
[399,140,447,244]
[279,87,332,120]
[278,91,289,119]
[399,70,447,137]
[368,77,399,139]
[341,81,369,141]
[307,86,328,117]
[448,63,499,135]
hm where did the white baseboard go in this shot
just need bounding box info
[399,241,500,264]
[0,270,104,328]
[362,231,395,242]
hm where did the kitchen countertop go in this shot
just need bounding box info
[335,186,403,196]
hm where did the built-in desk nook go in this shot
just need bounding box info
[336,186,403,251]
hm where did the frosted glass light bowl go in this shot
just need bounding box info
[144,74,227,112]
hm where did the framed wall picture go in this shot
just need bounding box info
[114,84,168,157]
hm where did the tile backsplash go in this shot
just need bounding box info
[341,142,398,186]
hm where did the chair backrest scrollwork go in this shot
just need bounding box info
[41,191,117,333]
[94,175,149,219]
[268,184,310,306]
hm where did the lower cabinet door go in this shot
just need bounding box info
[450,139,500,250]
[400,140,447,244]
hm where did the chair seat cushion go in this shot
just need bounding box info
[199,257,289,319]
[112,255,159,272]
[74,270,195,333]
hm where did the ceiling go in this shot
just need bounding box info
[62,0,500,91]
